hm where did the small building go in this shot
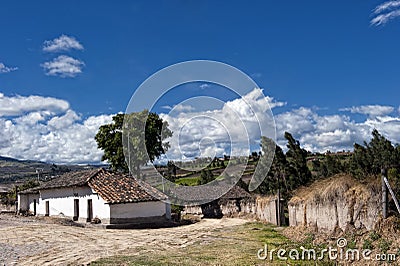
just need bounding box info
[183,185,254,218]
[18,168,171,224]
[0,186,10,196]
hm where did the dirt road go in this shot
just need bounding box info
[0,214,248,265]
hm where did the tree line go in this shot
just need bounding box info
[95,112,400,200]
[253,129,400,201]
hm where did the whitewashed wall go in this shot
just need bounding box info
[18,193,39,214]
[38,186,110,221]
[110,201,166,220]
[19,186,170,224]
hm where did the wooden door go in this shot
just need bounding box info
[45,201,49,216]
[87,199,93,222]
[33,199,37,216]
[73,199,79,221]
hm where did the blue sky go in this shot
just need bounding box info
[1,1,400,164]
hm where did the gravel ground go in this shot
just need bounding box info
[0,213,248,265]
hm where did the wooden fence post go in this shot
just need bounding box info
[277,189,281,226]
[382,168,388,219]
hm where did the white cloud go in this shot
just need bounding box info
[43,34,84,52]
[340,105,394,117]
[0,94,69,117]
[0,62,18,74]
[371,1,400,25]
[275,107,400,153]
[199,84,210,89]
[371,10,400,25]
[0,93,113,164]
[161,105,172,110]
[41,55,85,78]
[1,90,399,165]
[171,104,196,112]
[374,0,400,14]
[160,88,283,161]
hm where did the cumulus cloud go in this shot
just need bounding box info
[275,107,400,153]
[0,94,69,117]
[0,93,113,164]
[340,105,394,117]
[43,34,84,52]
[41,55,85,78]
[160,88,284,161]
[159,88,400,160]
[371,1,400,25]
[0,62,18,74]
[1,89,399,165]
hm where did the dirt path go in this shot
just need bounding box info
[0,215,248,265]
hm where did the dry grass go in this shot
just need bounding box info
[289,174,380,205]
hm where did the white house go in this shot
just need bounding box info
[18,168,171,224]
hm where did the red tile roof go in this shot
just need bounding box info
[88,169,167,204]
[37,168,167,204]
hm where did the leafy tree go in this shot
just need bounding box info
[284,132,312,188]
[254,137,288,196]
[325,155,344,177]
[350,129,397,178]
[198,169,214,185]
[313,155,344,178]
[254,134,311,198]
[251,151,259,161]
[95,114,126,172]
[4,179,40,205]
[95,110,172,173]
[165,160,177,182]
[311,159,328,178]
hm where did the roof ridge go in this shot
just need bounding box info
[87,168,105,182]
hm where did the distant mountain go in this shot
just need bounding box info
[0,156,22,162]
[0,156,107,184]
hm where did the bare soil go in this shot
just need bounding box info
[0,213,248,265]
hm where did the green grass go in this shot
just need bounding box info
[175,176,200,186]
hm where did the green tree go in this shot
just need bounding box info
[198,169,214,185]
[254,137,288,197]
[95,110,172,173]
[313,155,344,178]
[166,160,177,182]
[350,129,397,178]
[325,155,344,177]
[95,114,126,172]
[284,132,312,188]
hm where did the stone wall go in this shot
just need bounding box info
[0,204,15,213]
[183,195,284,225]
[288,175,381,232]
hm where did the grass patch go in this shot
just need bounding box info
[175,176,200,186]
